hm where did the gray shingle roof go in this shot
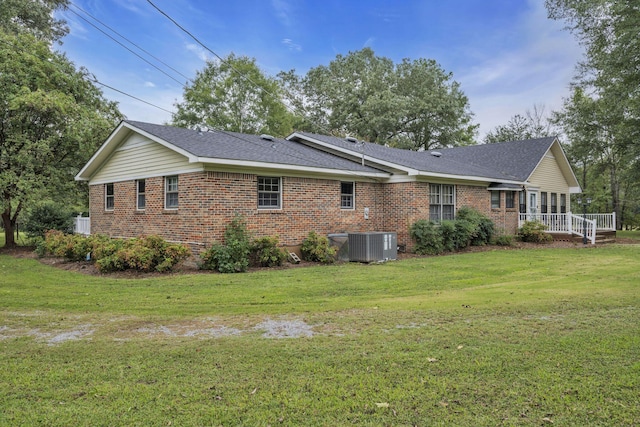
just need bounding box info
[125,121,556,183]
[126,121,383,174]
[293,132,556,182]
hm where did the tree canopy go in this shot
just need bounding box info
[0,0,69,42]
[279,48,477,150]
[483,105,554,143]
[0,30,121,247]
[171,54,295,137]
[546,0,639,228]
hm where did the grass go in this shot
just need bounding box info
[1,242,639,426]
[617,229,640,240]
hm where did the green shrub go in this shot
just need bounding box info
[439,220,456,252]
[518,221,553,243]
[38,231,190,273]
[200,216,251,273]
[494,234,514,246]
[23,202,74,238]
[456,206,494,246]
[409,220,443,255]
[300,231,335,263]
[453,219,476,249]
[250,236,287,267]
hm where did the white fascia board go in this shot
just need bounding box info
[76,121,129,181]
[75,121,197,181]
[287,132,419,175]
[195,157,390,179]
[415,170,524,185]
[569,187,582,194]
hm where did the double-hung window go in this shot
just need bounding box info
[560,194,567,213]
[541,192,548,213]
[105,183,114,211]
[165,176,179,209]
[258,176,281,209]
[340,182,354,209]
[551,193,558,214]
[429,184,455,222]
[491,191,501,209]
[506,191,515,209]
[136,179,146,210]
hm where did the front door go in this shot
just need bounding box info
[528,191,538,221]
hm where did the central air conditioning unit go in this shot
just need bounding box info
[348,232,397,262]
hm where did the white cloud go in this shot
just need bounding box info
[185,43,211,62]
[144,81,156,88]
[282,38,302,52]
[457,0,584,137]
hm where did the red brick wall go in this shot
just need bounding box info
[89,174,520,253]
[456,185,519,235]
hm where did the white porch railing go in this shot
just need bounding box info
[518,212,611,244]
[73,215,90,236]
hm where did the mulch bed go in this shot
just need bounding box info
[1,238,634,278]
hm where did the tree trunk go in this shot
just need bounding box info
[2,210,16,248]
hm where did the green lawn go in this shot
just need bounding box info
[1,243,639,426]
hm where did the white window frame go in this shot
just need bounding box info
[506,191,516,209]
[136,179,146,211]
[165,176,179,209]
[429,184,455,222]
[491,191,501,209]
[340,181,355,210]
[257,176,281,209]
[105,183,114,211]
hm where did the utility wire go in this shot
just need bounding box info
[0,36,174,115]
[143,0,382,183]
[67,6,186,86]
[69,2,193,84]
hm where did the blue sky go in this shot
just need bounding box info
[58,0,583,138]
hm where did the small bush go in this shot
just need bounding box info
[251,236,287,267]
[38,231,190,273]
[456,206,494,246]
[494,234,514,246]
[453,219,476,250]
[300,231,335,263]
[409,220,443,255]
[439,220,456,252]
[23,202,74,238]
[519,221,553,243]
[200,215,251,273]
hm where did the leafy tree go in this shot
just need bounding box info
[546,0,639,229]
[172,54,295,137]
[279,48,477,150]
[0,32,121,247]
[0,0,69,42]
[484,105,554,143]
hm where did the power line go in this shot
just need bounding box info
[67,6,186,86]
[69,2,193,84]
[0,35,174,116]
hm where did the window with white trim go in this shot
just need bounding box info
[551,192,558,213]
[258,176,281,209]
[541,192,548,213]
[105,183,114,211]
[136,179,146,210]
[429,184,455,222]
[165,176,179,209]
[506,191,515,209]
[491,191,500,209]
[560,194,567,213]
[340,181,354,209]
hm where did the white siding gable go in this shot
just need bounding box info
[89,134,201,185]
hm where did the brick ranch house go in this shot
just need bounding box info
[75,120,591,253]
